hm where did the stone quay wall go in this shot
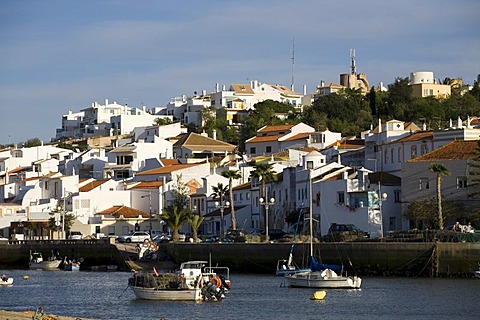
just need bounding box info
[1,241,479,277]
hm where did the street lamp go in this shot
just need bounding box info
[373,189,387,238]
[259,197,275,242]
[214,200,230,237]
[141,191,153,235]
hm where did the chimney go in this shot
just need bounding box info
[202,89,206,96]
[215,83,219,93]
[378,118,382,133]
[303,84,307,95]
[105,99,109,106]
[212,129,217,140]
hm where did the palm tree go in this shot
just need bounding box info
[429,163,451,230]
[250,163,277,233]
[188,213,204,242]
[221,170,241,230]
[211,183,229,235]
[161,205,190,242]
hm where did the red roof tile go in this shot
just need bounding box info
[79,180,108,192]
[408,140,478,162]
[95,205,147,218]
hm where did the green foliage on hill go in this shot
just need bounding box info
[191,75,480,151]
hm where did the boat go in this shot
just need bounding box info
[276,202,310,276]
[63,258,81,271]
[29,251,62,270]
[475,265,480,279]
[1,274,13,285]
[285,169,362,289]
[128,260,230,301]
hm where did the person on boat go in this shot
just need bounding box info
[466,223,475,233]
[452,222,461,232]
[1,273,7,282]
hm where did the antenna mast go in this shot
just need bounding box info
[350,48,356,74]
[291,37,295,91]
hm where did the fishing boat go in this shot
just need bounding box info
[128,260,230,301]
[63,258,82,271]
[0,274,13,285]
[285,169,362,289]
[29,251,62,270]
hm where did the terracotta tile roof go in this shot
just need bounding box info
[8,167,29,174]
[408,140,478,162]
[95,205,147,218]
[130,180,166,189]
[230,84,255,95]
[283,132,310,141]
[160,159,181,166]
[269,85,302,96]
[258,124,295,133]
[246,134,287,143]
[79,180,108,192]
[18,176,41,183]
[110,146,136,153]
[136,163,201,176]
[318,82,344,88]
[325,139,365,150]
[388,131,433,144]
[173,133,236,151]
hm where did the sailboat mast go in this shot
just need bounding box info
[309,169,313,256]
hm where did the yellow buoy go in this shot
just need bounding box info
[310,290,326,300]
[23,275,29,280]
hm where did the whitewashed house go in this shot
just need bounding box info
[245,123,315,156]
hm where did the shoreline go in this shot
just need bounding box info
[0,309,97,320]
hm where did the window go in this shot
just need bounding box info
[394,190,401,203]
[240,193,243,200]
[266,146,272,153]
[233,194,237,201]
[398,147,401,162]
[337,192,345,205]
[250,147,256,154]
[384,149,388,164]
[421,144,428,155]
[411,145,417,159]
[307,161,314,169]
[419,178,429,190]
[389,217,396,231]
[390,149,394,164]
[457,177,467,189]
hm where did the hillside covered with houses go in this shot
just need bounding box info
[1,71,480,242]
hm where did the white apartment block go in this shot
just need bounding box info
[56,99,158,140]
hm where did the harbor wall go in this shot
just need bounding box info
[1,241,479,277]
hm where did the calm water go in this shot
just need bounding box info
[0,269,478,320]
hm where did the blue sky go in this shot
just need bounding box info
[1,0,479,144]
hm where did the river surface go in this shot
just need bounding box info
[0,269,478,320]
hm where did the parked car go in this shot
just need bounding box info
[326,223,369,242]
[68,231,83,240]
[117,231,151,243]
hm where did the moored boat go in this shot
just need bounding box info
[128,260,230,301]
[285,169,362,289]
[1,274,13,285]
[63,259,81,271]
[29,251,62,270]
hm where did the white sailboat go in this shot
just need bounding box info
[285,169,362,289]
